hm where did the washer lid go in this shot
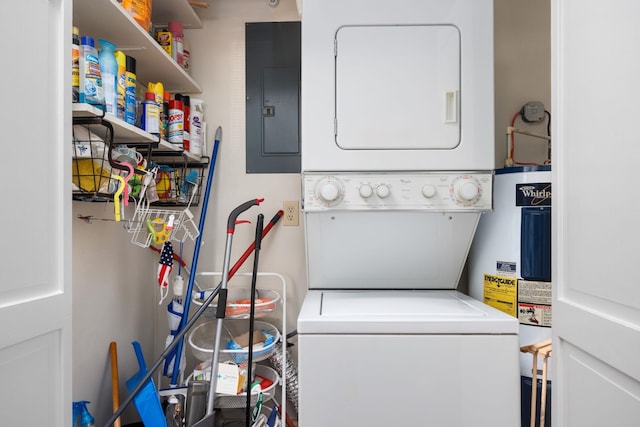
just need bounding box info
[297,290,518,334]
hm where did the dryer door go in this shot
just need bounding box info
[335,24,461,151]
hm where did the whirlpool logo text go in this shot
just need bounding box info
[516,183,551,206]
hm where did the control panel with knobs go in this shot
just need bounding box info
[303,172,492,211]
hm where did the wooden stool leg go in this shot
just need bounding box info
[530,351,538,427]
[539,353,549,427]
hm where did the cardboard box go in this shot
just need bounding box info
[157,31,172,57]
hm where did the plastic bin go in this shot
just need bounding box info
[192,287,280,319]
[188,320,280,364]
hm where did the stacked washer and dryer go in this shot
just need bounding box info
[295,0,520,426]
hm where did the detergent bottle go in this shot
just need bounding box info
[79,36,105,109]
[72,401,95,427]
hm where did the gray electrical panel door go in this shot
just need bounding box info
[246,22,301,173]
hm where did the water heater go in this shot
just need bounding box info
[468,165,552,379]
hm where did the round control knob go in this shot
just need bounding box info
[319,181,340,202]
[452,176,481,204]
[359,184,373,199]
[376,184,390,198]
[458,181,479,201]
[315,177,344,206]
[422,184,437,198]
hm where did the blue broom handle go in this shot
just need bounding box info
[170,127,221,386]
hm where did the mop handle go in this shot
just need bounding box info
[246,213,265,427]
[103,210,283,427]
[214,198,264,319]
[206,199,265,416]
[227,198,265,232]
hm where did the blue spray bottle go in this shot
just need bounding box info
[72,401,95,427]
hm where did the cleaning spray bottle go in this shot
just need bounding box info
[124,55,137,125]
[148,82,164,134]
[189,98,204,156]
[114,50,127,120]
[72,401,95,427]
[98,39,118,116]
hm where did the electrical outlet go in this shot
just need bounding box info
[283,200,299,226]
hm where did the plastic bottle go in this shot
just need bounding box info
[98,39,118,116]
[190,98,204,156]
[168,99,184,147]
[181,95,191,152]
[114,50,127,120]
[149,82,164,106]
[142,92,160,136]
[72,401,95,427]
[122,0,152,32]
[125,55,137,125]
[162,91,170,141]
[72,26,80,103]
[182,38,190,74]
[147,82,164,134]
[79,36,105,109]
[168,21,184,66]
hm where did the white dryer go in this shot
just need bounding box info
[300,0,495,172]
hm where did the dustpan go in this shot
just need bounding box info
[126,341,167,427]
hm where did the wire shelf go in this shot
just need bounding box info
[127,168,200,248]
[72,117,207,206]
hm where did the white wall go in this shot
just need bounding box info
[72,201,158,425]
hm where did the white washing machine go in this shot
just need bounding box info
[297,290,518,426]
[297,1,520,426]
[297,173,520,426]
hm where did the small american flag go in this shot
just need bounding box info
[158,241,174,290]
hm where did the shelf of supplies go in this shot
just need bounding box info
[73,104,152,144]
[73,103,204,162]
[73,0,201,94]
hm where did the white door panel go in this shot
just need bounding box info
[0,0,72,426]
[0,330,65,425]
[553,0,640,425]
[558,341,640,426]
